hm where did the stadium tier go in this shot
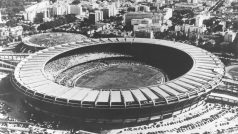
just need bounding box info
[11,38,225,126]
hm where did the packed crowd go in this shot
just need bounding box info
[55,61,107,87]
[53,58,166,87]
[44,52,131,80]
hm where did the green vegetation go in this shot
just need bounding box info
[37,15,77,30]
[203,17,223,33]
[170,9,195,25]
[0,0,26,18]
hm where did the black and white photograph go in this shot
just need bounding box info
[0,0,238,133]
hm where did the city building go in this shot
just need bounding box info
[102,3,118,20]
[102,8,110,20]
[95,10,104,22]
[195,14,210,27]
[134,23,169,33]
[43,7,54,22]
[224,31,237,43]
[152,13,164,24]
[163,8,173,20]
[131,18,153,25]
[124,12,153,25]
[23,0,52,23]
[0,26,23,41]
[176,24,207,34]
[89,10,103,23]
[108,3,118,17]
[9,26,23,38]
[135,5,150,12]
[0,27,9,40]
[174,3,202,9]
[67,4,83,15]
[52,4,69,16]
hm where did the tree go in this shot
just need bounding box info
[6,19,18,27]
[119,9,126,15]
[127,7,135,12]
[37,15,76,31]
[203,18,215,27]
[22,25,35,31]
[170,16,184,25]
[50,0,57,3]
[123,25,133,31]
[65,14,77,23]
[189,18,196,25]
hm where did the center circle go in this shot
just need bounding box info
[74,59,168,90]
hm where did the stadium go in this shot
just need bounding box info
[11,38,225,127]
[16,32,87,53]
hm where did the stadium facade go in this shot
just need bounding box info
[11,38,225,126]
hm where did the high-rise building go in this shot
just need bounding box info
[109,3,118,16]
[89,10,103,23]
[95,10,103,22]
[52,0,72,16]
[52,4,69,16]
[67,4,82,15]
[102,3,118,19]
[24,1,52,22]
[89,13,96,24]
[102,8,110,20]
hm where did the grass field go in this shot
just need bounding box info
[29,33,87,47]
[75,63,167,90]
